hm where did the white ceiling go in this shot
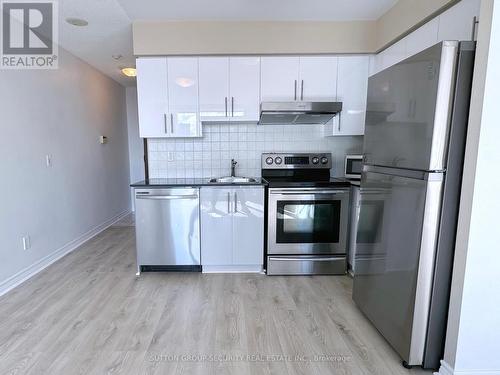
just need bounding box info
[58,0,398,87]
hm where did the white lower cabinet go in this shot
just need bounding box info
[200,186,264,272]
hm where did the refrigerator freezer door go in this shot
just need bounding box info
[363,41,459,171]
[353,168,443,366]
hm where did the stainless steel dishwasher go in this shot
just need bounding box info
[135,188,201,273]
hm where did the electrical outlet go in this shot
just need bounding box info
[22,236,31,250]
[46,154,52,167]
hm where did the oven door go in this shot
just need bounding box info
[268,188,349,255]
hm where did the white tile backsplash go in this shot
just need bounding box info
[148,123,363,179]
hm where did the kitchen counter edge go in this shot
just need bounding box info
[131,178,268,188]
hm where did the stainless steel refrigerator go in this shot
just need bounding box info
[352,41,475,369]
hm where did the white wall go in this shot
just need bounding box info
[125,87,144,210]
[0,48,131,293]
[438,1,500,374]
[133,20,378,55]
[148,124,363,179]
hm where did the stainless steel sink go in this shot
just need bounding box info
[208,176,257,184]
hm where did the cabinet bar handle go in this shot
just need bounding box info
[231,97,234,117]
[234,192,238,213]
[170,113,174,133]
[294,80,297,100]
[269,256,343,262]
[471,16,479,41]
[300,80,304,100]
[337,112,341,132]
[227,192,231,213]
[164,114,168,133]
[225,97,228,117]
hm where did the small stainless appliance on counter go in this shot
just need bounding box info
[135,188,201,273]
[262,152,351,275]
[353,41,476,369]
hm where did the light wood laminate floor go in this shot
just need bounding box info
[0,224,432,375]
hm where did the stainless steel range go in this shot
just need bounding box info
[262,152,351,275]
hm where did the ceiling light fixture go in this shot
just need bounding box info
[121,67,137,77]
[66,17,88,27]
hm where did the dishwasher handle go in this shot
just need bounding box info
[136,194,199,200]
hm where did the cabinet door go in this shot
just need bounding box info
[136,57,169,138]
[298,56,338,101]
[199,57,230,122]
[380,38,407,72]
[200,187,233,266]
[232,187,264,266]
[229,57,261,122]
[261,57,300,101]
[167,57,202,137]
[437,0,480,41]
[333,56,369,136]
[405,18,439,58]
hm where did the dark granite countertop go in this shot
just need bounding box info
[131,178,267,188]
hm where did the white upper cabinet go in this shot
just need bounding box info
[405,18,439,58]
[167,57,202,137]
[372,0,481,76]
[229,57,261,122]
[261,56,337,102]
[437,0,480,41]
[327,56,369,136]
[198,56,260,123]
[136,57,169,138]
[136,57,201,138]
[261,56,300,101]
[199,57,230,122]
[379,38,407,73]
[298,56,338,101]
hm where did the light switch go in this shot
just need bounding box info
[45,154,52,167]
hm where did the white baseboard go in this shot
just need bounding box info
[435,360,500,375]
[202,265,263,273]
[0,210,131,297]
[436,361,455,375]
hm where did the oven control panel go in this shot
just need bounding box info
[262,153,332,169]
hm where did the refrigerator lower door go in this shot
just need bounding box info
[353,167,443,366]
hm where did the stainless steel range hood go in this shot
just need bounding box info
[259,101,342,125]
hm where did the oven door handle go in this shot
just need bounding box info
[269,190,346,195]
[268,256,343,262]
